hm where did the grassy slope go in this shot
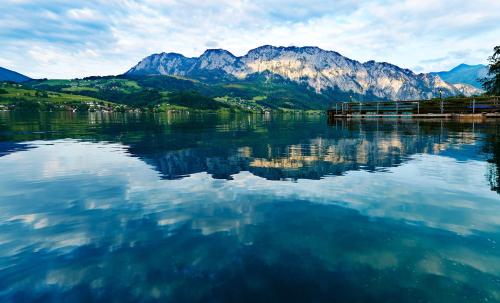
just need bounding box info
[27,77,232,110]
[11,72,335,111]
[0,82,110,104]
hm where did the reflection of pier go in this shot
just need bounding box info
[327,96,500,119]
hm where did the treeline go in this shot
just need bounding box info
[1,99,101,111]
[25,72,334,110]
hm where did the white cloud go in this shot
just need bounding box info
[0,0,499,78]
[67,8,100,21]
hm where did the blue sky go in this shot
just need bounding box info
[1,0,499,78]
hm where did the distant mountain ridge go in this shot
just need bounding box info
[0,67,31,83]
[126,45,482,101]
[431,64,487,89]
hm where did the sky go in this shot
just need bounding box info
[1,0,499,79]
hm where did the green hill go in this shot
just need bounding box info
[22,73,334,111]
[0,82,118,111]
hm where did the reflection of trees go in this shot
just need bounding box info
[483,124,500,193]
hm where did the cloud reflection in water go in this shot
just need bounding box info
[0,137,499,302]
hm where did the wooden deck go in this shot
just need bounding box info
[327,96,500,119]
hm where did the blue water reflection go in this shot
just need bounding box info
[0,112,499,302]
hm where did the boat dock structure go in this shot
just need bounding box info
[327,96,500,119]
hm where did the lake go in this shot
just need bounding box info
[0,111,499,302]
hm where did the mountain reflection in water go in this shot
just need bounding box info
[145,119,493,181]
[0,111,499,303]
[2,111,496,182]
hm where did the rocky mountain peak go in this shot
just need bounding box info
[200,49,236,58]
[126,45,482,100]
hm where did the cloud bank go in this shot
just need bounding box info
[1,0,499,78]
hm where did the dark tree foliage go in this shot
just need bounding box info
[31,84,68,91]
[167,91,228,110]
[94,88,163,107]
[0,88,8,94]
[11,99,40,110]
[482,46,500,95]
[482,124,500,194]
[127,75,198,91]
[35,91,48,98]
[81,75,117,80]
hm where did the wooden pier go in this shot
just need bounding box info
[327,96,500,119]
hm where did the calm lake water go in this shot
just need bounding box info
[0,111,499,302]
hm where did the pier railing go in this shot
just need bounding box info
[328,96,500,117]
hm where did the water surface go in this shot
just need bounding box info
[0,111,499,302]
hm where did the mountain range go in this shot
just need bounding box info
[0,67,31,83]
[1,46,488,111]
[126,45,484,101]
[431,63,488,89]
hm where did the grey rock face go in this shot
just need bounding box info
[126,46,464,100]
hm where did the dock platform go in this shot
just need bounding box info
[327,96,500,119]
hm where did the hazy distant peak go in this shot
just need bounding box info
[431,63,488,89]
[0,66,31,83]
[452,63,486,70]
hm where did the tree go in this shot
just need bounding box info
[35,90,48,98]
[482,46,500,95]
